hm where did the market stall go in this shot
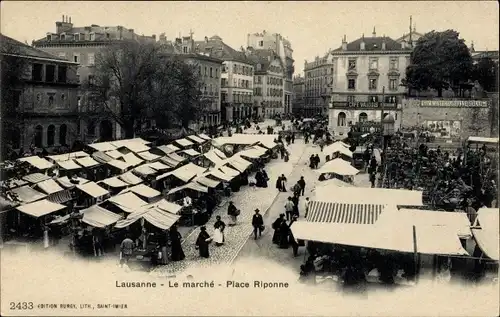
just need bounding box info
[119,184,161,203]
[135,151,161,162]
[98,176,129,195]
[106,192,148,214]
[8,185,47,203]
[471,208,499,261]
[22,172,51,185]
[155,144,180,156]
[167,182,209,226]
[87,141,117,153]
[174,138,194,149]
[306,201,388,224]
[155,163,206,193]
[75,182,110,207]
[18,156,54,171]
[121,153,144,167]
[56,176,89,189]
[118,171,143,186]
[36,179,65,195]
[317,158,359,182]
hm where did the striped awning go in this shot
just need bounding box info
[306,201,385,224]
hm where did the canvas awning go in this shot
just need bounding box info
[134,164,158,176]
[377,208,472,239]
[108,192,148,213]
[111,140,151,153]
[213,148,227,159]
[314,186,424,206]
[18,156,54,170]
[148,161,170,171]
[92,151,114,163]
[227,156,252,172]
[332,146,353,158]
[219,166,240,177]
[156,163,206,182]
[88,142,116,152]
[198,133,212,141]
[107,159,132,171]
[317,158,359,176]
[467,136,499,144]
[17,199,66,218]
[167,152,187,163]
[36,179,64,195]
[182,149,201,157]
[186,135,206,144]
[306,201,386,224]
[204,151,224,165]
[76,182,109,198]
[81,205,122,228]
[47,151,89,162]
[195,176,221,188]
[115,206,180,230]
[168,182,209,195]
[121,153,144,166]
[118,172,143,185]
[124,184,161,198]
[205,169,234,182]
[22,173,51,184]
[74,156,100,168]
[157,144,180,155]
[175,138,194,148]
[312,178,354,190]
[472,208,499,261]
[10,186,47,203]
[56,176,89,188]
[238,148,264,159]
[57,159,82,170]
[150,199,183,214]
[160,156,180,168]
[104,150,123,159]
[99,177,129,188]
[47,189,73,204]
[259,139,277,149]
[136,151,161,161]
[2,178,28,189]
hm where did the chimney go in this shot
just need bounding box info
[381,35,386,50]
[401,38,407,49]
[341,35,347,51]
[69,16,71,23]
[62,15,64,22]
[360,34,365,50]
[205,36,208,43]
[372,27,376,37]
[470,41,475,52]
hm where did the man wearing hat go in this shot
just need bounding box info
[251,209,264,240]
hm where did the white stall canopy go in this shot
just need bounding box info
[119,172,143,185]
[156,144,180,155]
[99,177,129,188]
[57,159,82,171]
[81,205,122,228]
[472,208,499,261]
[175,138,194,148]
[108,192,148,213]
[149,199,183,214]
[148,162,171,171]
[314,186,423,206]
[22,173,51,184]
[306,201,387,224]
[18,156,54,170]
[36,179,65,195]
[121,153,144,166]
[77,182,109,198]
[115,206,180,230]
[136,151,161,162]
[121,184,161,199]
[88,142,116,152]
[168,182,209,195]
[104,150,123,159]
[56,176,89,188]
[156,163,206,182]
[317,158,359,176]
[186,135,206,144]
[74,156,100,168]
[17,199,66,218]
[10,186,47,203]
[182,149,201,157]
[198,133,212,141]
[107,159,132,171]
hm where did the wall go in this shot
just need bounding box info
[401,99,492,139]
[328,108,401,135]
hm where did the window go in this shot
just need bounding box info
[204,67,207,76]
[215,68,218,78]
[221,92,227,102]
[348,79,356,90]
[369,78,377,90]
[48,94,55,106]
[47,125,55,146]
[73,54,80,63]
[45,65,56,82]
[369,58,378,70]
[385,96,397,103]
[47,35,52,41]
[259,41,264,47]
[89,33,95,41]
[88,75,95,86]
[337,112,346,126]
[369,95,379,102]
[88,53,95,66]
[74,33,80,41]
[34,125,43,147]
[210,67,213,78]
[221,78,227,87]
[32,63,43,81]
[359,112,368,123]
[77,96,81,108]
[348,59,356,70]
[57,66,67,83]
[106,33,110,39]
[390,57,398,70]
[183,46,188,53]
[389,79,398,90]
[61,94,66,104]
[60,34,66,41]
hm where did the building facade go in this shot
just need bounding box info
[194,35,254,123]
[304,53,335,117]
[159,34,223,127]
[247,50,285,118]
[32,16,156,142]
[1,34,80,155]
[292,75,305,116]
[247,30,294,114]
[328,29,413,136]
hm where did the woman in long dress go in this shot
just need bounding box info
[272,215,285,244]
[195,226,211,258]
[169,225,185,261]
[213,226,224,247]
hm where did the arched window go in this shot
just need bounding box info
[34,125,43,148]
[47,125,55,146]
[359,112,368,123]
[59,124,67,146]
[338,112,346,126]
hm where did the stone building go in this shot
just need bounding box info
[1,34,80,154]
[304,52,335,117]
[159,33,223,127]
[292,75,305,116]
[328,28,413,136]
[246,49,286,118]
[247,30,294,114]
[32,16,156,142]
[194,35,254,123]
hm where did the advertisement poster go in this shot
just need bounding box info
[425,120,462,138]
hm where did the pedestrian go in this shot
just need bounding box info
[276,174,287,192]
[314,154,321,169]
[272,214,285,244]
[298,176,306,196]
[292,181,301,196]
[227,201,239,226]
[169,224,185,261]
[291,133,295,144]
[363,148,371,172]
[195,226,212,258]
[370,171,376,188]
[292,193,300,218]
[304,132,309,144]
[214,215,226,246]
[278,219,290,249]
[284,197,294,221]
[288,215,299,257]
[304,197,310,218]
[252,209,264,240]
[309,155,315,169]
[120,234,135,266]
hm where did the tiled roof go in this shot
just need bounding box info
[194,36,250,64]
[1,33,73,63]
[332,36,405,52]
[246,49,283,73]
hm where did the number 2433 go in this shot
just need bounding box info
[10,302,34,310]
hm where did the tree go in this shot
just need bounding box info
[473,57,498,92]
[86,40,205,138]
[404,30,473,97]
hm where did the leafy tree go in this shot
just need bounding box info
[473,57,498,92]
[85,40,205,138]
[404,30,473,97]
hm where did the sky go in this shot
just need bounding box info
[1,1,498,74]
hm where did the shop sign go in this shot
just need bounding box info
[418,100,489,108]
[331,102,397,108]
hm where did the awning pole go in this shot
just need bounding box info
[413,225,419,283]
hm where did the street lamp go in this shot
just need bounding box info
[382,113,395,150]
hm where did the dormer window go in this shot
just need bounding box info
[60,33,66,41]
[89,33,95,41]
[47,34,52,41]
[74,33,80,41]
